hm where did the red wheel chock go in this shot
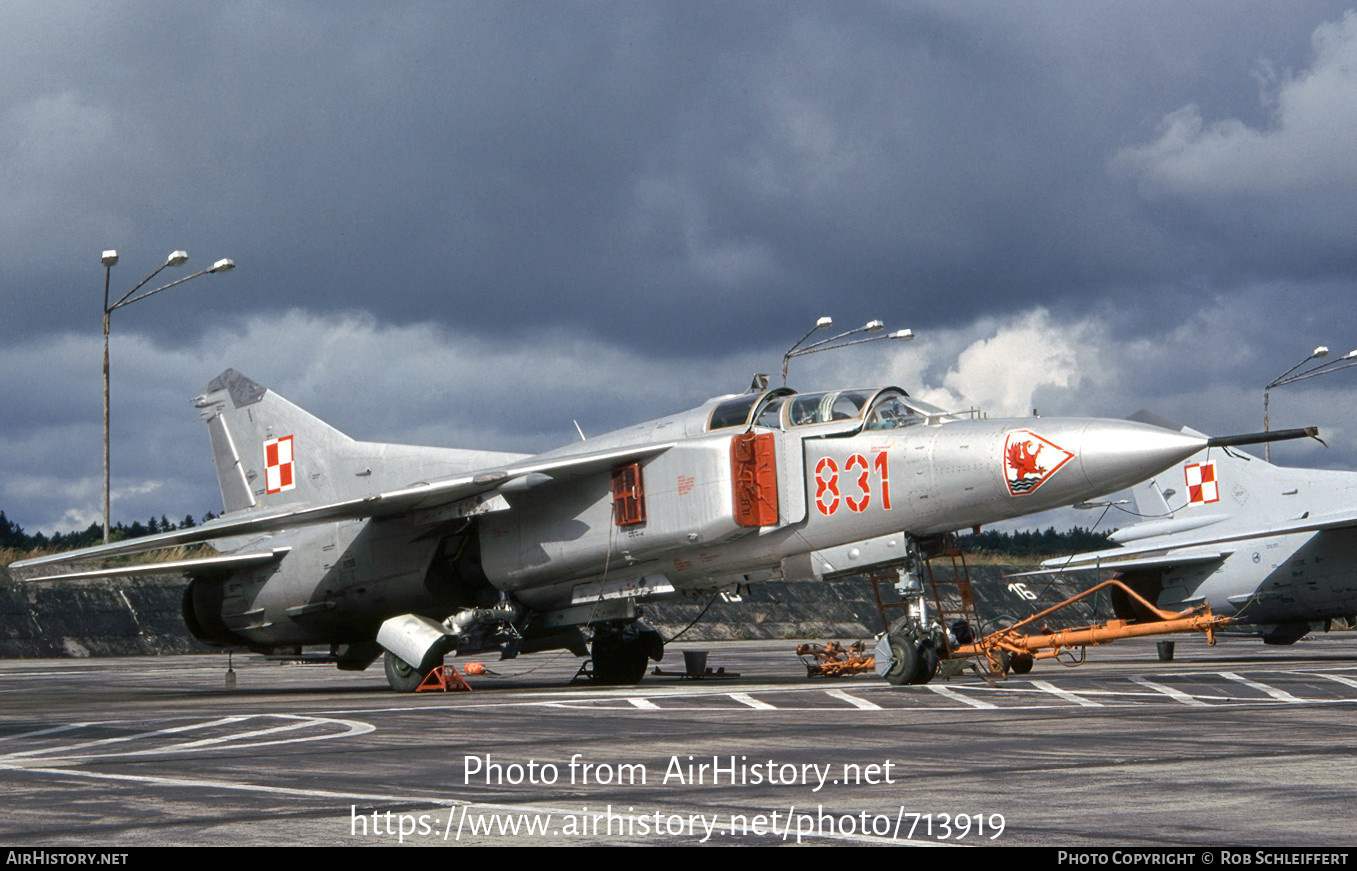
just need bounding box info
[415,664,473,692]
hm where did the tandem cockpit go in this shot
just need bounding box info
[706,386,964,434]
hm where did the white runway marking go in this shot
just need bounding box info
[1314,672,1357,690]
[924,685,997,708]
[1,716,251,759]
[0,714,374,763]
[1220,672,1304,703]
[728,693,777,710]
[822,689,882,710]
[1129,676,1209,706]
[1029,680,1102,707]
[0,723,91,743]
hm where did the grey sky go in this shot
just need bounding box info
[3,2,1355,535]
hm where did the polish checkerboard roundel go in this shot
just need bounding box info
[1184,461,1219,504]
[264,435,296,494]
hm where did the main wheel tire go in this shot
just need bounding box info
[908,642,940,685]
[591,634,649,685]
[384,650,435,693]
[882,634,920,686]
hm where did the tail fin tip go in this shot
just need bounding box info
[202,369,266,410]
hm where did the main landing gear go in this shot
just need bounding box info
[588,623,665,685]
[383,650,436,693]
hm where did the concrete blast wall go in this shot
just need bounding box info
[0,564,1101,658]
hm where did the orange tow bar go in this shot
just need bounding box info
[948,579,1234,675]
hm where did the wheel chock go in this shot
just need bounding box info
[416,664,473,692]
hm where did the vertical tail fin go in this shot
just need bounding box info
[194,370,355,515]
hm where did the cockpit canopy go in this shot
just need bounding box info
[707,386,954,433]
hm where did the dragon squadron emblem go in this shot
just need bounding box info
[1003,429,1074,496]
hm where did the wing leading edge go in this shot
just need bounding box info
[20,548,291,583]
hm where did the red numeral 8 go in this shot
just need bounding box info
[814,457,840,515]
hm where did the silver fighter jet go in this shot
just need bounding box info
[1037,414,1353,654]
[13,372,1231,690]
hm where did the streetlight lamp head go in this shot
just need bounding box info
[1313,346,1329,358]
[101,250,119,267]
[211,258,235,273]
[166,251,188,267]
[864,320,884,331]
[816,317,833,328]
[891,329,915,340]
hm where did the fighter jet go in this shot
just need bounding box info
[1036,414,1355,656]
[12,372,1243,690]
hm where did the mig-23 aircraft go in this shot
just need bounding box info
[1036,413,1355,656]
[12,372,1273,690]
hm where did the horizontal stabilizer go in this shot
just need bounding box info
[1034,508,1357,576]
[1020,549,1232,576]
[19,548,290,583]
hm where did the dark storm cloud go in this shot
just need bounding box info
[4,2,1346,348]
[3,2,1356,533]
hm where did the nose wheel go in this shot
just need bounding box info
[876,633,940,685]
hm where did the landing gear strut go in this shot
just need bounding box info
[873,551,948,686]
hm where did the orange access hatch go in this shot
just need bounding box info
[731,432,778,527]
[611,462,647,526]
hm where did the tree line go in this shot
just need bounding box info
[0,510,219,553]
[957,526,1113,558]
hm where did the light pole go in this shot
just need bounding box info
[1262,344,1357,461]
[781,316,914,385]
[101,250,235,543]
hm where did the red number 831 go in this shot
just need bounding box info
[814,453,892,516]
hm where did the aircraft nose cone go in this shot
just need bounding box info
[1075,419,1207,495]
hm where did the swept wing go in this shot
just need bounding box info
[10,441,672,573]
